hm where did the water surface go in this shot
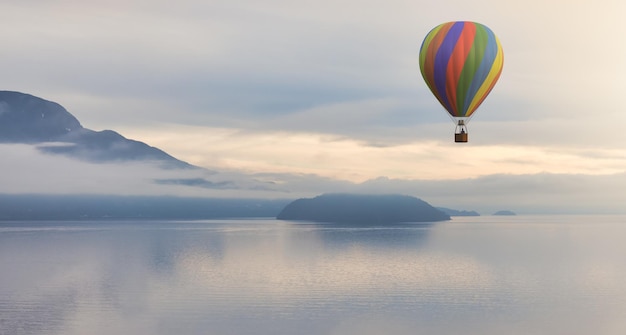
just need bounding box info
[1,216,625,335]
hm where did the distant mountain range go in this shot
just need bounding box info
[493,210,516,216]
[436,207,480,216]
[0,91,483,220]
[0,91,192,168]
[0,194,291,220]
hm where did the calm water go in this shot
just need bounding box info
[1,216,626,335]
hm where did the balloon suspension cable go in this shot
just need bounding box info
[445,113,475,125]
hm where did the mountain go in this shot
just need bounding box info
[277,193,450,224]
[0,91,192,168]
[0,91,81,142]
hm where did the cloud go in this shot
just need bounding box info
[116,123,626,184]
[153,178,237,189]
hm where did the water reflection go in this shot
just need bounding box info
[1,217,626,335]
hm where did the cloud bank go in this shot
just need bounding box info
[2,143,625,214]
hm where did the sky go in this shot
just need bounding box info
[2,0,626,214]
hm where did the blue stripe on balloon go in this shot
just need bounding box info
[463,25,498,116]
[433,22,465,115]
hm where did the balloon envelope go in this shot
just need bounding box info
[419,21,503,119]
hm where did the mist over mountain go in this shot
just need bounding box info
[0,90,295,202]
[0,91,191,168]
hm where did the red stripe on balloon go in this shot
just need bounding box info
[445,22,476,116]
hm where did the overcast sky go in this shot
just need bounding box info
[2,0,626,213]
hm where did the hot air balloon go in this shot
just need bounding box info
[419,21,503,142]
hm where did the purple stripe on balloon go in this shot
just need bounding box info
[433,22,465,116]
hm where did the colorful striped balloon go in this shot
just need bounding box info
[419,21,503,119]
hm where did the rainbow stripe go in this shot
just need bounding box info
[419,21,503,118]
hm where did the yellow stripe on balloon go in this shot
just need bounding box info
[467,36,504,116]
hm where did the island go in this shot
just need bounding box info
[493,210,516,216]
[276,193,450,224]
